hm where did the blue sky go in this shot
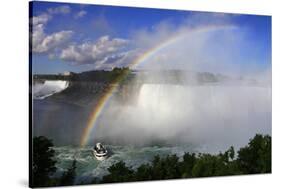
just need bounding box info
[30,1,271,75]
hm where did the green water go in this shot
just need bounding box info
[52,144,196,184]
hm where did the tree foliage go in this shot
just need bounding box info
[31,134,271,186]
[237,134,271,174]
[32,136,57,187]
[102,161,134,183]
[98,134,271,184]
[32,136,78,187]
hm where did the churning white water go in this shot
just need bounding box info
[52,144,196,183]
[94,83,271,152]
[33,80,69,99]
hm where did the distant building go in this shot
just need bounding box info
[63,71,75,76]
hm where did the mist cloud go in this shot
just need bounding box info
[93,83,271,153]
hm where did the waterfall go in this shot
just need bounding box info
[33,80,69,99]
[95,83,271,152]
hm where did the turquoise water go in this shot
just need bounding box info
[52,144,196,184]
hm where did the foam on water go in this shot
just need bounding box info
[52,144,196,183]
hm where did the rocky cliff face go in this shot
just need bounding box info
[48,81,140,107]
[50,81,110,107]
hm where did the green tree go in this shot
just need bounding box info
[98,134,271,184]
[180,152,196,178]
[150,154,180,179]
[32,136,57,187]
[133,164,152,181]
[150,155,163,179]
[102,161,134,183]
[163,154,180,179]
[237,134,271,174]
[191,154,221,177]
[222,146,241,175]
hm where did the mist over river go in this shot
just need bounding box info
[33,81,271,181]
[91,83,271,151]
[33,99,90,145]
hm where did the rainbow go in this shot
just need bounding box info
[80,25,235,147]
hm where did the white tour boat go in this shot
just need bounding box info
[92,143,108,160]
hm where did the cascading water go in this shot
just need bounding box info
[94,83,271,152]
[33,80,69,99]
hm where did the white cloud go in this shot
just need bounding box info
[31,8,73,54]
[59,12,240,70]
[60,36,129,65]
[75,10,87,19]
[31,10,260,74]
[47,5,71,15]
[33,30,73,53]
[32,14,50,25]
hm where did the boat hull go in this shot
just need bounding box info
[92,150,108,161]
